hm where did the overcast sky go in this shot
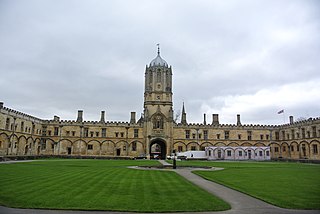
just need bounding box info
[0,0,319,125]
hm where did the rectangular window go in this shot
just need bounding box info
[266,151,270,156]
[90,131,94,137]
[120,132,124,138]
[227,150,231,157]
[217,134,220,139]
[275,132,279,140]
[247,131,252,140]
[5,118,10,130]
[48,130,52,136]
[204,130,208,140]
[66,131,70,136]
[297,145,299,151]
[313,144,318,154]
[178,146,183,152]
[260,134,264,140]
[239,151,242,156]
[198,134,202,139]
[72,131,75,136]
[301,128,305,138]
[191,146,196,151]
[102,128,106,137]
[20,121,24,132]
[291,145,294,151]
[185,130,190,139]
[115,132,119,138]
[312,126,317,138]
[84,128,89,137]
[283,146,286,152]
[238,134,241,140]
[259,151,263,156]
[32,123,35,134]
[282,131,285,140]
[96,132,99,137]
[266,134,269,140]
[134,129,139,138]
[291,130,295,139]
[224,131,229,140]
[192,133,196,139]
[54,127,59,136]
[87,144,93,150]
[275,147,279,152]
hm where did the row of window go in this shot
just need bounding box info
[5,119,41,135]
[273,144,318,154]
[275,127,318,140]
[45,128,140,138]
[185,130,269,141]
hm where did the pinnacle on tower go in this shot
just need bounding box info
[181,102,187,125]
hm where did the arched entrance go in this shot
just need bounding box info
[150,139,166,160]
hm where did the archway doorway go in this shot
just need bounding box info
[150,139,166,160]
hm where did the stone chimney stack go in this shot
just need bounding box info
[212,114,219,125]
[130,112,136,124]
[100,111,106,123]
[203,113,207,125]
[76,110,83,122]
[289,116,294,124]
[0,102,3,108]
[237,114,241,126]
[53,116,60,121]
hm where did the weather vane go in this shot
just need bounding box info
[157,43,160,55]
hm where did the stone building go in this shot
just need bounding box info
[0,48,319,161]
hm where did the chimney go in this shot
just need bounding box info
[100,111,106,123]
[130,112,136,124]
[203,113,207,125]
[237,114,241,126]
[53,115,60,121]
[0,102,3,108]
[289,116,294,124]
[76,110,83,122]
[212,114,219,125]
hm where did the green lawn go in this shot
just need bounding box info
[0,159,229,212]
[174,160,320,209]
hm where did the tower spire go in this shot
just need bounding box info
[181,102,187,125]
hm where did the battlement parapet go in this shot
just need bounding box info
[0,106,43,124]
[276,117,320,129]
[175,122,275,130]
[43,119,142,128]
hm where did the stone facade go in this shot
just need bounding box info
[0,50,319,161]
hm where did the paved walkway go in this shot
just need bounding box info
[0,160,319,214]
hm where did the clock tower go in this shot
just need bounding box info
[143,45,174,159]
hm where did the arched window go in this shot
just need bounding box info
[157,71,161,82]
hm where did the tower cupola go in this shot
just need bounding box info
[149,44,168,67]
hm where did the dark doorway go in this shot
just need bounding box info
[116,148,121,156]
[248,150,252,159]
[67,147,72,155]
[150,139,166,160]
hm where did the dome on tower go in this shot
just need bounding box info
[149,45,168,67]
